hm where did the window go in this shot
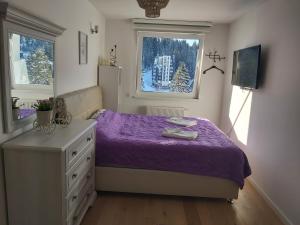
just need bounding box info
[136,32,204,98]
[9,32,54,90]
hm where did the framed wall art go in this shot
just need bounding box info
[79,31,88,64]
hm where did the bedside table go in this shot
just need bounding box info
[3,119,97,225]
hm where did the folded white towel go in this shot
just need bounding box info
[166,117,197,127]
[162,128,198,140]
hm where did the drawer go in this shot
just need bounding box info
[66,168,94,215]
[67,184,94,225]
[66,128,95,169]
[66,145,94,192]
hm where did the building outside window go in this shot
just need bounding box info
[152,55,174,89]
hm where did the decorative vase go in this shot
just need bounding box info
[12,108,20,120]
[36,110,53,126]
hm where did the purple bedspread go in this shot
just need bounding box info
[95,110,251,188]
[19,108,36,119]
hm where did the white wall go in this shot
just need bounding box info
[0,1,105,224]
[220,0,300,224]
[105,20,229,124]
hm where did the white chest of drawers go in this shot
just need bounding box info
[2,120,97,225]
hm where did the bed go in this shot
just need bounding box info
[59,86,251,200]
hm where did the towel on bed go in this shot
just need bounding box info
[162,128,198,140]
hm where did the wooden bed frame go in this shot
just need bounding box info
[59,86,239,200]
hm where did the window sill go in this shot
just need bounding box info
[132,95,200,102]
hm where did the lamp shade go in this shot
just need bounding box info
[137,0,170,18]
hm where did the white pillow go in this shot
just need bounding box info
[89,109,106,120]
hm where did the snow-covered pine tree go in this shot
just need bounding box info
[26,48,53,85]
[170,62,191,93]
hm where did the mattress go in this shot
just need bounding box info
[95,110,251,188]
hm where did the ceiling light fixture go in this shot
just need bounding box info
[137,0,170,18]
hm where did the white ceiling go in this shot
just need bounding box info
[90,0,266,23]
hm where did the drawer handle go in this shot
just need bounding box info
[87,137,91,142]
[72,173,78,180]
[71,151,77,157]
[86,156,91,161]
[72,195,78,201]
[86,173,92,179]
[73,215,78,221]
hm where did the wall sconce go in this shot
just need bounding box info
[90,23,98,34]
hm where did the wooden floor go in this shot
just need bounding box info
[81,180,284,225]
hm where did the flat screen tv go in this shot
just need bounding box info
[232,45,261,89]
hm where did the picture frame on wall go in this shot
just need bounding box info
[79,31,88,64]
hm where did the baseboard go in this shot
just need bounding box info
[248,177,293,225]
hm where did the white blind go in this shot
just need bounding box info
[132,19,213,34]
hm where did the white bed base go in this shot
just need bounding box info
[96,167,239,199]
[60,86,240,200]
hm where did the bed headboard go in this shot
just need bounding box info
[58,86,102,119]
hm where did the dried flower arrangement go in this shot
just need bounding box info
[32,99,53,111]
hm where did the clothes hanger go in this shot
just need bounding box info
[203,65,224,74]
[202,50,225,75]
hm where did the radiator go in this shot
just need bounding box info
[146,106,185,117]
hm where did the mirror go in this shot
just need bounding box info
[8,32,55,121]
[0,3,65,133]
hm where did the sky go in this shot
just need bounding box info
[177,38,199,46]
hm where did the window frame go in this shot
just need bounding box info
[135,31,205,99]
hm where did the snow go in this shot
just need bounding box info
[141,69,156,92]
[141,69,171,93]
[141,69,194,93]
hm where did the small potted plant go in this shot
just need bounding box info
[32,99,53,126]
[11,97,20,120]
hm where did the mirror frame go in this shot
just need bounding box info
[0,2,65,133]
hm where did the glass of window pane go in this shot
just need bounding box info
[140,36,201,94]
